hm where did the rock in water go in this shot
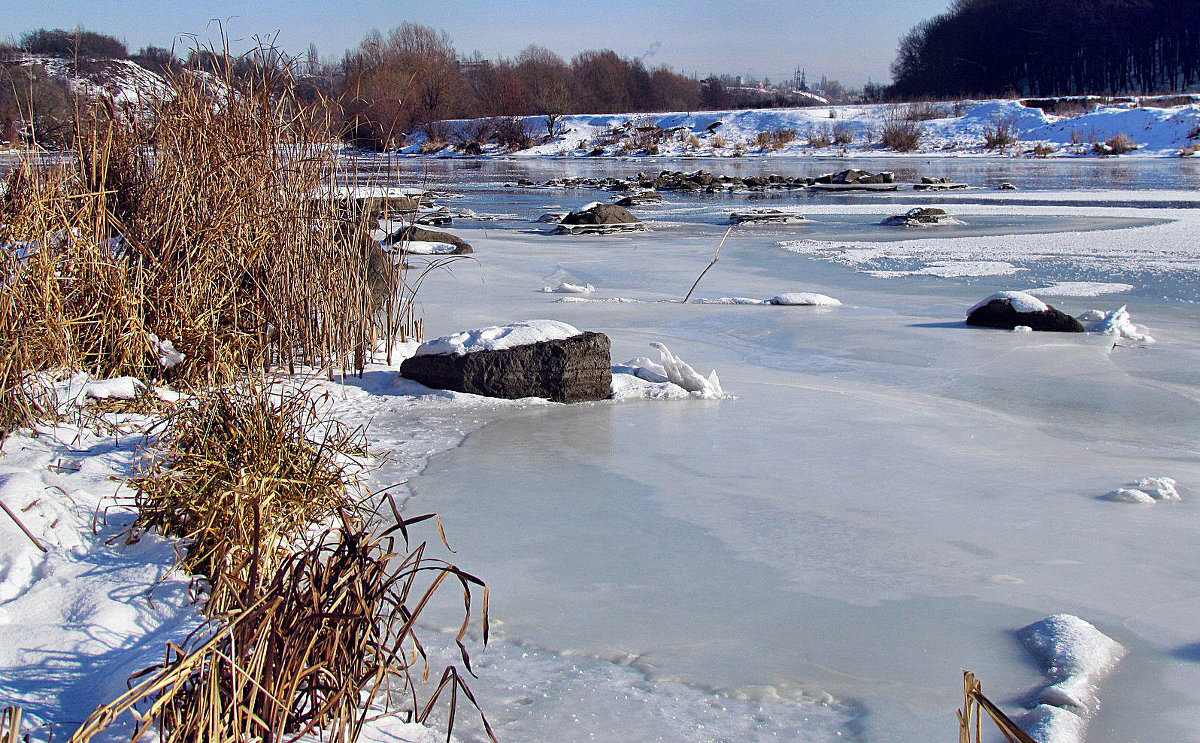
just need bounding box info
[399,332,613,403]
[560,203,641,226]
[385,225,473,254]
[966,291,1086,332]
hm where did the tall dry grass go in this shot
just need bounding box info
[0,57,418,439]
[71,518,492,743]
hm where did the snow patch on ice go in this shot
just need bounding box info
[414,320,583,356]
[542,281,597,294]
[867,261,1021,278]
[1016,614,1125,743]
[693,292,842,306]
[1102,476,1179,504]
[611,346,728,400]
[1027,282,1134,298]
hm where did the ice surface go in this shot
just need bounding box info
[414,320,583,356]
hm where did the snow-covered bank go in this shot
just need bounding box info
[413,97,1200,159]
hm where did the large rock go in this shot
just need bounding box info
[561,203,640,226]
[882,207,958,226]
[965,292,1085,332]
[399,331,613,403]
[384,225,473,254]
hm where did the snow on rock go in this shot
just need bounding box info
[542,281,597,294]
[1012,325,1034,333]
[414,320,583,357]
[969,291,1049,314]
[650,342,725,399]
[397,240,459,255]
[1078,305,1155,343]
[1016,614,1125,743]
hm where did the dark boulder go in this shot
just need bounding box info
[385,225,473,254]
[966,296,1086,332]
[399,332,613,403]
[560,203,640,226]
[882,207,958,226]
[615,191,663,206]
[464,141,483,155]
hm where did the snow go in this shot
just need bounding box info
[7,156,1200,743]
[770,292,842,306]
[1016,614,1125,743]
[413,320,583,356]
[398,240,459,255]
[969,291,1049,314]
[1079,306,1156,343]
[147,332,185,368]
[694,292,842,306]
[541,281,597,294]
[425,96,1200,159]
[648,342,725,398]
[78,376,145,402]
[1103,477,1179,504]
[1026,282,1134,298]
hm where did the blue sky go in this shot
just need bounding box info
[13,0,950,85]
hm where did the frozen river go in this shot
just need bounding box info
[357,156,1200,743]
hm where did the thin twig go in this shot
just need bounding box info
[683,224,734,303]
[0,497,48,552]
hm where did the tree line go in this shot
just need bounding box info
[890,0,1200,98]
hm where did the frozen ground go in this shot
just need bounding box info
[3,157,1199,743]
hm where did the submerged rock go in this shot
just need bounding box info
[399,330,613,403]
[966,291,1086,332]
[729,209,807,225]
[882,207,959,226]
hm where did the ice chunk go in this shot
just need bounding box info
[650,342,725,398]
[1079,305,1155,343]
[1021,704,1086,743]
[1135,476,1179,501]
[414,320,583,357]
[1012,325,1034,333]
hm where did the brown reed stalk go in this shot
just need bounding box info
[1,45,414,440]
[70,518,491,743]
[958,671,1038,743]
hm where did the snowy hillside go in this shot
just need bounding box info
[423,97,1200,159]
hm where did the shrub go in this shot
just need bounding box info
[881,107,923,151]
[1188,124,1200,140]
[1030,142,1055,157]
[1180,143,1199,157]
[1094,132,1137,155]
[491,115,534,150]
[710,134,726,149]
[905,100,945,121]
[806,124,831,148]
[754,127,796,150]
[832,121,853,144]
[19,27,128,59]
[983,114,1019,150]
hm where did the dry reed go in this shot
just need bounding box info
[0,51,417,441]
[958,671,1037,743]
[129,381,366,613]
[71,517,492,743]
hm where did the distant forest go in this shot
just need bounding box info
[891,0,1200,97]
[2,25,855,150]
